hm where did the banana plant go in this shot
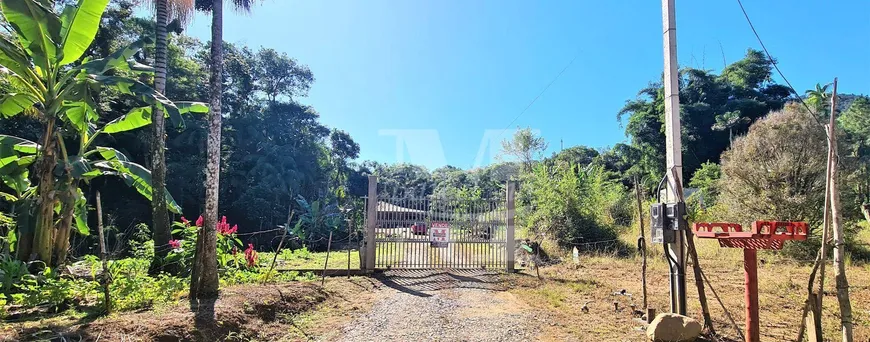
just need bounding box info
[0,0,207,265]
[294,195,341,248]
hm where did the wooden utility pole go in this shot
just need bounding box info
[661,0,687,315]
[827,78,854,342]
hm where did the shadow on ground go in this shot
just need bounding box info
[374,269,507,296]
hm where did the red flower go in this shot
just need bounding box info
[181,217,189,225]
[195,215,204,227]
[169,239,181,249]
[215,216,237,235]
[244,243,258,267]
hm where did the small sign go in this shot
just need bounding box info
[430,221,449,248]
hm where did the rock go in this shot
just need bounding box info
[645,313,702,342]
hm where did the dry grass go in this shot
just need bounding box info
[505,226,870,342]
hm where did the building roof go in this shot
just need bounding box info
[377,201,426,213]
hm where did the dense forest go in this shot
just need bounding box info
[0,0,867,322]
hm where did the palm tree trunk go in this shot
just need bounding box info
[151,0,172,274]
[195,0,223,299]
[30,117,58,264]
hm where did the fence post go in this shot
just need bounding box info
[364,176,377,270]
[506,181,516,272]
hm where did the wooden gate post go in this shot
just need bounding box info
[506,181,516,272]
[364,176,377,270]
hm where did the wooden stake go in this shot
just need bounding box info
[264,206,293,285]
[347,218,353,279]
[670,168,713,333]
[96,191,111,314]
[828,78,854,342]
[634,176,648,309]
[321,231,333,287]
[817,89,835,326]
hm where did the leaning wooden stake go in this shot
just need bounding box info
[264,206,293,285]
[797,250,824,342]
[634,177,648,310]
[817,98,835,329]
[670,168,713,333]
[827,78,853,342]
[321,231,334,287]
[96,191,111,314]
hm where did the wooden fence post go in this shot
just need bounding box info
[506,181,516,272]
[364,176,377,270]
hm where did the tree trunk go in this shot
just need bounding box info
[150,0,171,274]
[861,203,870,226]
[31,117,58,264]
[52,185,76,267]
[194,0,223,300]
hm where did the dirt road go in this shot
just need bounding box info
[336,270,540,342]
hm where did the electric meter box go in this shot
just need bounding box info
[650,202,686,244]
[650,203,668,243]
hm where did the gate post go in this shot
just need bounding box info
[364,176,377,270]
[506,181,516,272]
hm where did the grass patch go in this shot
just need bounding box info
[261,248,362,270]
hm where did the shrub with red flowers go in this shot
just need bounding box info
[166,214,247,272]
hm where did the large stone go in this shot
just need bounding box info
[645,313,702,342]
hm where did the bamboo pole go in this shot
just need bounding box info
[96,192,111,314]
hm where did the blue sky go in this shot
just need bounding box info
[178,0,870,170]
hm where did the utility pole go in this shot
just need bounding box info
[661,0,687,315]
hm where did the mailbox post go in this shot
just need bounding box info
[692,221,808,342]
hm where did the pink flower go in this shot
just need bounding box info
[244,243,258,267]
[169,239,181,249]
[195,215,204,227]
[181,217,189,225]
[228,224,238,235]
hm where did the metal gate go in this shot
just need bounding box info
[363,177,516,270]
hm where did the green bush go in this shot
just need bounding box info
[519,163,623,251]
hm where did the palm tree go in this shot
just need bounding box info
[190,0,259,300]
[806,83,831,115]
[142,0,195,274]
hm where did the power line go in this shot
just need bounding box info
[500,51,579,136]
[734,0,838,153]
[475,49,580,168]
[734,0,819,119]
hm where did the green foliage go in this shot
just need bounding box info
[107,258,186,311]
[617,49,791,186]
[501,127,548,171]
[689,162,721,204]
[0,0,206,265]
[279,246,311,261]
[519,162,623,250]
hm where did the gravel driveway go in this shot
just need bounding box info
[335,270,539,342]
